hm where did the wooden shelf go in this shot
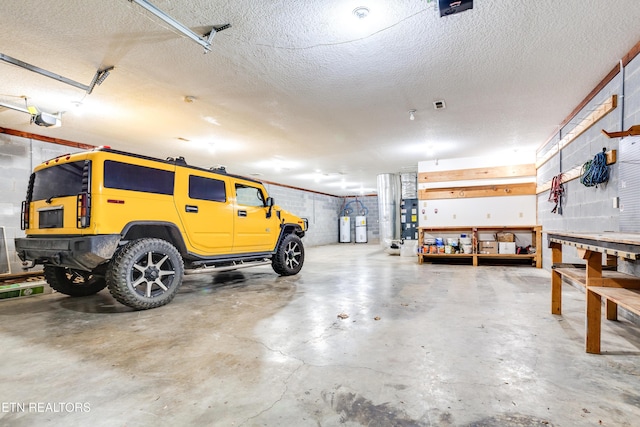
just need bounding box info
[417,225,542,268]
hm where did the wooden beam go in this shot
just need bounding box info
[535,95,617,169]
[0,127,95,150]
[536,150,616,194]
[418,164,535,184]
[419,182,536,200]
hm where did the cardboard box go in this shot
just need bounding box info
[479,241,498,254]
[499,242,516,254]
[495,232,515,242]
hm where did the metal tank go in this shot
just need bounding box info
[377,173,402,246]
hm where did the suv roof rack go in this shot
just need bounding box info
[209,166,227,174]
[167,156,187,165]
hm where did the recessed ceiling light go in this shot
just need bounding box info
[353,7,370,19]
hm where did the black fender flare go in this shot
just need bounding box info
[274,223,304,251]
[120,221,188,256]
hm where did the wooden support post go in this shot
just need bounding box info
[606,299,618,321]
[583,250,603,354]
[583,250,602,287]
[535,227,542,268]
[606,254,618,268]
[586,289,602,354]
[551,242,563,315]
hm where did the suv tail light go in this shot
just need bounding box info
[20,201,29,230]
[77,192,91,228]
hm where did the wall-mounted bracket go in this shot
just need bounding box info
[602,125,640,138]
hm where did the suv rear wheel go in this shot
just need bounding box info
[44,266,107,297]
[106,238,184,310]
[272,234,304,276]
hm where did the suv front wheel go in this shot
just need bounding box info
[106,238,184,310]
[272,234,305,276]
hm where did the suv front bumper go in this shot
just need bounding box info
[15,235,121,271]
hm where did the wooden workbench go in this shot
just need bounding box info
[548,231,640,354]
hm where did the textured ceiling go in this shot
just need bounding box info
[2,0,640,195]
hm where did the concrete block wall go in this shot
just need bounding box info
[537,51,640,268]
[617,53,640,276]
[1,133,84,274]
[262,183,344,247]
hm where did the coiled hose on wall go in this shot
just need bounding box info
[580,149,609,188]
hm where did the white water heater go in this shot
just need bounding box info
[339,216,351,243]
[355,216,367,243]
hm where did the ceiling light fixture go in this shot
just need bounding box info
[352,7,370,19]
[409,109,416,121]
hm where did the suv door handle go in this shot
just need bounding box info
[238,210,247,217]
[185,205,198,213]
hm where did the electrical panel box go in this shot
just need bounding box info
[401,199,419,240]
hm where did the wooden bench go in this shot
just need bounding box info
[548,232,640,354]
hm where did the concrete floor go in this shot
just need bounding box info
[2,244,640,426]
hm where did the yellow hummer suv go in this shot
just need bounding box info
[15,147,308,310]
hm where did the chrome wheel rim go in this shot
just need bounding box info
[284,241,302,270]
[130,251,176,298]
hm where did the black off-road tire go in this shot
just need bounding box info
[43,266,107,297]
[272,234,305,276]
[106,238,184,310]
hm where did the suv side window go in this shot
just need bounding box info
[235,184,265,207]
[104,160,174,195]
[189,175,226,202]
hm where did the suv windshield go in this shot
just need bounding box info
[32,161,85,201]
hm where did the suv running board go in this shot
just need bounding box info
[185,259,271,275]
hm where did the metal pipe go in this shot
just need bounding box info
[620,59,625,132]
[0,53,90,92]
[377,173,402,245]
[0,101,30,115]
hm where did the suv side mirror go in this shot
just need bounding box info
[266,197,274,218]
